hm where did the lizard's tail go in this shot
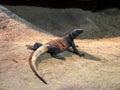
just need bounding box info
[30,44,49,84]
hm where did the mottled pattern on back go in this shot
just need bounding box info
[47,38,68,51]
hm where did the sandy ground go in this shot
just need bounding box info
[0,6,120,90]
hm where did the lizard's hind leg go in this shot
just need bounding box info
[26,42,43,50]
[52,53,65,60]
[32,42,43,50]
[50,46,65,60]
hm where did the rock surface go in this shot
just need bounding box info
[4,6,120,39]
[0,6,120,90]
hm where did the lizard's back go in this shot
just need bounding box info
[48,38,69,51]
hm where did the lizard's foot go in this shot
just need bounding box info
[79,53,85,57]
[52,54,65,60]
[26,45,34,50]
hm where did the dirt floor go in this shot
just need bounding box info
[0,5,120,90]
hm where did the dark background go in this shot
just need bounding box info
[1,0,120,11]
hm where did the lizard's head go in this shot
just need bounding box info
[70,29,84,39]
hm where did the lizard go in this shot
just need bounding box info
[26,29,84,85]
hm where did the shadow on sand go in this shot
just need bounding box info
[68,49,101,61]
[29,48,101,68]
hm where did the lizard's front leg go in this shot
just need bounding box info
[71,42,84,57]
